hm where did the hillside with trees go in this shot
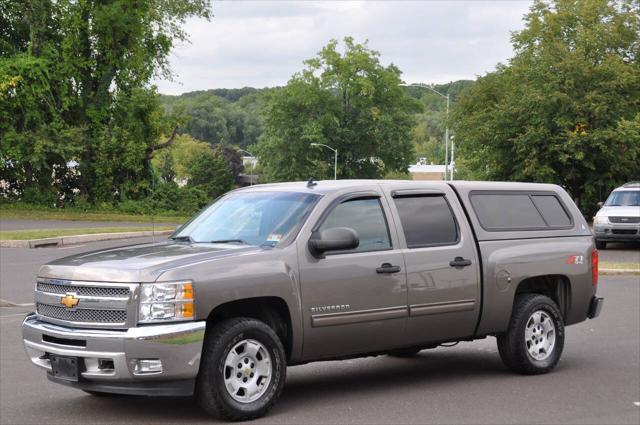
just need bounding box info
[158,79,471,179]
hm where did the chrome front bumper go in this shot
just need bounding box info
[22,314,206,396]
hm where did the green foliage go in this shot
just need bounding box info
[452,0,640,215]
[118,182,208,216]
[160,89,267,149]
[256,37,420,182]
[188,146,235,198]
[408,81,474,165]
[151,133,243,185]
[1,0,211,204]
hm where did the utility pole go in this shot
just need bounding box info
[450,136,455,180]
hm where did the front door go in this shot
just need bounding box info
[298,192,408,360]
[382,184,481,345]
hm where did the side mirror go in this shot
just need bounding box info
[597,201,604,209]
[308,227,359,258]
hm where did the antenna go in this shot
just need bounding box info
[307,178,317,188]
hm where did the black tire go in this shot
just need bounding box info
[82,390,122,397]
[196,317,286,421]
[388,348,422,357]
[595,240,607,250]
[497,294,564,375]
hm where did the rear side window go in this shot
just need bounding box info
[319,198,391,253]
[470,192,572,231]
[531,195,572,227]
[393,195,459,248]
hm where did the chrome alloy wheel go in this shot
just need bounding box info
[525,310,556,361]
[223,339,272,403]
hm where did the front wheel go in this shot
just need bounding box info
[595,240,607,250]
[497,294,564,375]
[196,318,287,421]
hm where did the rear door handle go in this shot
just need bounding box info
[449,257,472,268]
[376,263,401,274]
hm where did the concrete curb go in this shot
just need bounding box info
[0,230,173,248]
[600,268,640,276]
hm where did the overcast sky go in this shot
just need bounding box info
[153,0,533,95]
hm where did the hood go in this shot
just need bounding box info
[39,241,263,283]
[596,205,640,218]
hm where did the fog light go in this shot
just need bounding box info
[98,359,114,370]
[133,359,163,375]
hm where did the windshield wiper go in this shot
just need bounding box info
[209,239,249,245]
[170,235,193,243]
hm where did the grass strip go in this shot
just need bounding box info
[0,226,175,240]
[0,205,188,224]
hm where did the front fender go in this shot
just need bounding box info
[154,247,304,362]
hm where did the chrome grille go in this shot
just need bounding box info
[36,303,127,324]
[37,282,129,298]
[34,278,136,329]
[609,216,640,224]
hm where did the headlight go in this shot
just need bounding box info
[139,281,194,324]
[593,216,609,225]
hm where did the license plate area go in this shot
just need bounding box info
[50,355,81,382]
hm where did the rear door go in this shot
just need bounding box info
[382,183,481,344]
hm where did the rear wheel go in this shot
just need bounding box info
[595,240,607,250]
[196,318,286,421]
[497,294,564,375]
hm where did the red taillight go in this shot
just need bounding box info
[591,249,599,287]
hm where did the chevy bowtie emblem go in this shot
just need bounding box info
[60,294,79,309]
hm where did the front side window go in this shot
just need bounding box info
[173,191,320,246]
[319,198,391,253]
[393,195,459,248]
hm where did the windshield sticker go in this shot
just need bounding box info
[266,234,282,243]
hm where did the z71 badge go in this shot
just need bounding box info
[566,255,585,265]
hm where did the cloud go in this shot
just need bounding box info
[154,0,532,94]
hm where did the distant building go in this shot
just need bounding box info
[408,163,450,181]
[238,156,259,186]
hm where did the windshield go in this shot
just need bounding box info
[604,190,640,207]
[173,191,320,246]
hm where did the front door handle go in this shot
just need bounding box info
[376,263,401,274]
[449,257,472,268]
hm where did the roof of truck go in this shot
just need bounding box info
[236,179,565,194]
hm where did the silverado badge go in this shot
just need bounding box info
[60,293,79,309]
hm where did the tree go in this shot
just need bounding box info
[160,89,267,149]
[188,146,235,198]
[452,0,640,214]
[256,37,420,182]
[0,0,211,203]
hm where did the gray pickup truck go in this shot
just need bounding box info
[22,180,603,421]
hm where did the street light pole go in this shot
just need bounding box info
[403,83,451,180]
[310,143,338,180]
[238,149,255,186]
[450,136,455,181]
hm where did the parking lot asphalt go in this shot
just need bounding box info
[0,238,638,424]
[598,242,640,265]
[0,237,158,303]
